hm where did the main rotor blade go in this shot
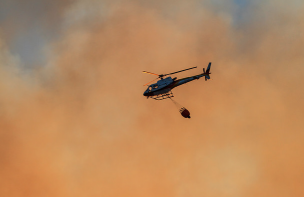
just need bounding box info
[143,71,159,76]
[165,66,197,76]
[143,78,158,86]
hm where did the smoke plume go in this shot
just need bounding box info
[0,0,304,196]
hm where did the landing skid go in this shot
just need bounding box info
[150,91,174,100]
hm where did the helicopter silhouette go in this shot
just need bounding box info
[143,62,211,100]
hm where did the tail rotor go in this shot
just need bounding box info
[203,62,211,81]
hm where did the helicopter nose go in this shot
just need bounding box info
[143,91,152,97]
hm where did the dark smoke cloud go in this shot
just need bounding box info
[1,0,304,196]
[0,0,73,67]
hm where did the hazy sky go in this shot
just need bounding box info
[0,0,304,197]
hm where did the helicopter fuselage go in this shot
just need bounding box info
[143,73,208,97]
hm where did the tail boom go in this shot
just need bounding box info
[168,62,212,89]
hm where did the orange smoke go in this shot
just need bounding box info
[0,1,304,197]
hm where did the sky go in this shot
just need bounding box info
[0,0,304,196]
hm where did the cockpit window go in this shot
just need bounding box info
[147,84,158,92]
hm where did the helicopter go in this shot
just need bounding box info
[143,62,212,100]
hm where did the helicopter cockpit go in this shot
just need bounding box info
[145,77,174,93]
[147,84,158,92]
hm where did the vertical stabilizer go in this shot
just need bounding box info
[204,62,211,81]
